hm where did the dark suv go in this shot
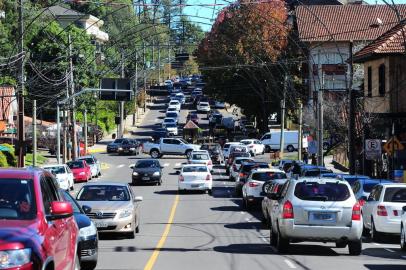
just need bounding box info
[0,168,79,269]
[117,139,142,155]
[200,143,224,164]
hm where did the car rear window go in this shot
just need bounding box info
[192,154,209,160]
[242,164,269,172]
[383,187,406,202]
[183,166,208,173]
[235,158,252,165]
[251,172,287,181]
[68,161,84,169]
[294,182,351,201]
[363,182,379,193]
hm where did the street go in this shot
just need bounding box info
[81,100,406,270]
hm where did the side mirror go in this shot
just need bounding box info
[134,196,143,202]
[48,201,73,220]
[82,205,92,214]
[402,205,406,212]
[129,164,135,169]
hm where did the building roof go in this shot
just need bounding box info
[47,5,85,17]
[288,0,343,7]
[354,20,406,62]
[183,120,199,129]
[0,86,15,121]
[296,4,406,42]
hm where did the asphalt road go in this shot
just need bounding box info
[72,98,406,270]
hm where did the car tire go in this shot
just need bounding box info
[70,181,74,191]
[265,146,271,153]
[150,150,160,159]
[348,239,362,255]
[208,189,212,195]
[335,241,347,248]
[276,226,289,253]
[270,227,277,246]
[136,224,140,234]
[287,145,295,152]
[401,225,406,251]
[371,218,382,242]
[244,198,251,211]
[81,261,97,270]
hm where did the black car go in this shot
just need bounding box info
[201,143,224,164]
[131,159,163,185]
[60,189,98,270]
[106,138,124,153]
[117,139,141,155]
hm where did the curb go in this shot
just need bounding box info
[88,148,106,154]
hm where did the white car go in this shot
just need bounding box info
[401,205,406,250]
[242,168,287,209]
[362,183,406,241]
[197,102,210,112]
[188,150,213,171]
[229,157,254,180]
[166,106,179,114]
[178,164,213,194]
[240,139,265,156]
[162,117,177,128]
[168,100,181,111]
[223,142,242,160]
[165,123,178,136]
[42,164,74,191]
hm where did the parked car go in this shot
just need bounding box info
[117,139,142,156]
[235,162,270,196]
[68,160,92,182]
[362,183,406,241]
[352,179,393,202]
[0,168,79,269]
[260,130,308,152]
[240,139,265,156]
[143,138,200,159]
[77,155,101,177]
[76,182,143,238]
[60,189,98,270]
[197,101,210,113]
[200,143,224,164]
[43,164,74,191]
[229,156,255,181]
[106,138,124,153]
[188,150,213,171]
[130,159,163,185]
[242,168,287,209]
[178,164,213,194]
[269,178,363,255]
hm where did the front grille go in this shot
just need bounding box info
[81,249,97,257]
[86,212,116,219]
[98,225,117,231]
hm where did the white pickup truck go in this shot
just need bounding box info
[143,138,201,158]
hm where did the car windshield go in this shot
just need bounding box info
[240,141,252,145]
[68,161,84,169]
[201,144,219,151]
[179,138,188,144]
[235,158,253,165]
[231,146,247,153]
[167,113,177,118]
[183,166,208,173]
[135,160,158,168]
[80,158,94,165]
[114,139,123,144]
[383,187,406,202]
[192,154,209,160]
[164,118,175,123]
[294,182,351,201]
[0,179,36,220]
[60,190,81,213]
[45,166,65,174]
[166,123,177,128]
[251,172,287,181]
[77,185,130,201]
[232,152,250,158]
[167,108,176,111]
[170,101,179,105]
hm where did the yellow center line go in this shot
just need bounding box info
[144,194,180,270]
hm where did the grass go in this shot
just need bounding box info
[25,152,47,166]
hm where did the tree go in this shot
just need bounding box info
[181,58,199,75]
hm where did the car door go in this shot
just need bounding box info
[271,180,290,230]
[172,139,184,154]
[161,138,174,153]
[363,185,381,228]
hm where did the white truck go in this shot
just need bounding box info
[260,130,308,152]
[143,138,201,158]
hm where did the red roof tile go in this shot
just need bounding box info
[0,86,15,121]
[354,21,406,61]
[184,120,199,129]
[296,5,406,42]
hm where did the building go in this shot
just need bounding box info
[295,4,406,98]
[0,86,17,137]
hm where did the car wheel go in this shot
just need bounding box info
[371,218,382,242]
[150,150,160,159]
[270,227,277,246]
[287,145,295,152]
[70,181,74,191]
[401,225,406,251]
[348,239,362,255]
[208,189,212,195]
[276,226,289,253]
[265,146,271,153]
[81,261,97,270]
[244,198,251,211]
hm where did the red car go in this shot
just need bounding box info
[0,168,79,270]
[68,160,92,182]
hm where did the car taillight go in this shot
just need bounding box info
[358,199,366,207]
[208,160,212,165]
[206,174,211,181]
[179,175,184,182]
[352,203,361,221]
[377,205,388,216]
[282,200,294,219]
[248,182,259,188]
[394,210,399,216]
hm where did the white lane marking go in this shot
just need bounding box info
[117,164,125,168]
[163,163,170,167]
[175,163,181,167]
[384,248,395,253]
[284,259,297,269]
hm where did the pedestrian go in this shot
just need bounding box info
[311,153,317,165]
[303,149,309,164]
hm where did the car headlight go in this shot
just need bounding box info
[118,147,123,150]
[79,222,97,238]
[0,248,31,268]
[130,147,135,151]
[153,171,160,176]
[132,172,139,176]
[119,209,132,219]
[79,172,86,175]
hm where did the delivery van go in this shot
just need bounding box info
[260,130,308,152]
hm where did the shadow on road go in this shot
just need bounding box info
[364,265,406,270]
[154,190,178,195]
[210,205,241,212]
[213,243,270,255]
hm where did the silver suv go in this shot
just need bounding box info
[268,178,363,255]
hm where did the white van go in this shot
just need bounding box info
[260,130,308,152]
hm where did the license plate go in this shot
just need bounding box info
[142,177,150,180]
[94,221,108,228]
[311,212,335,221]
[191,184,200,188]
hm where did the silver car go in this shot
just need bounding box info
[269,178,363,255]
[76,182,143,239]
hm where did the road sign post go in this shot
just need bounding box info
[365,139,381,160]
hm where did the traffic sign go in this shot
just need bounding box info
[365,139,381,160]
[383,136,404,155]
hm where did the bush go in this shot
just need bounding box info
[0,152,8,167]
[0,144,16,167]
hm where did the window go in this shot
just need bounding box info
[41,177,56,215]
[378,64,386,97]
[294,182,351,201]
[367,66,372,97]
[383,187,406,202]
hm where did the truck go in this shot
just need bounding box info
[260,130,308,152]
[142,138,201,158]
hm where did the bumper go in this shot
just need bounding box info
[74,174,88,182]
[132,175,161,183]
[278,219,363,241]
[93,215,135,233]
[118,149,137,155]
[375,217,401,234]
[79,235,98,262]
[107,147,117,153]
[179,181,212,191]
[244,195,263,204]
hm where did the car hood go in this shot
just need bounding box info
[77,200,133,212]
[73,213,92,229]
[134,167,160,174]
[0,220,39,249]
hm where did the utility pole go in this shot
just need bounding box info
[120,50,125,138]
[143,43,147,112]
[56,104,61,164]
[348,41,356,174]
[17,0,25,167]
[84,109,88,155]
[298,99,303,161]
[68,34,77,160]
[317,73,324,166]
[62,107,66,163]
[279,75,287,158]
[158,42,161,84]
[32,100,37,166]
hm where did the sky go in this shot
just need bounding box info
[182,0,406,32]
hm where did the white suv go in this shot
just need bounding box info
[197,102,210,112]
[242,168,287,209]
[362,183,406,242]
[269,178,363,255]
